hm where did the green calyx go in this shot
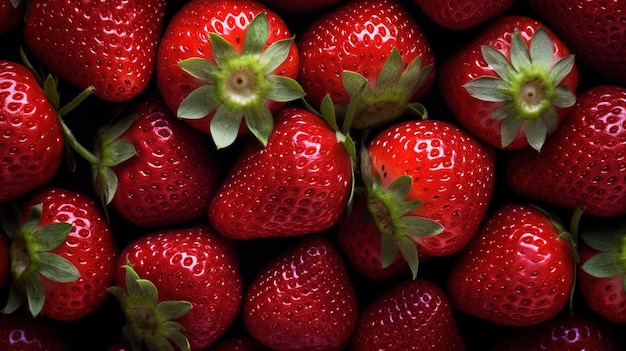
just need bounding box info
[177,12,305,149]
[580,219,626,292]
[341,48,432,129]
[464,27,576,151]
[108,260,193,351]
[0,203,79,317]
[358,142,443,279]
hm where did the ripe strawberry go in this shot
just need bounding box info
[576,220,626,323]
[0,309,68,350]
[22,0,167,102]
[413,0,516,30]
[0,187,118,321]
[439,15,578,151]
[526,0,626,86]
[243,235,359,351]
[90,92,222,228]
[349,277,466,351]
[0,0,24,35]
[258,0,346,13]
[446,203,576,327]
[156,0,304,149]
[208,103,354,240]
[110,224,243,351]
[504,85,626,218]
[297,0,436,129]
[0,60,64,203]
[360,119,495,277]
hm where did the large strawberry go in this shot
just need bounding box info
[243,235,359,351]
[0,60,64,203]
[22,0,167,102]
[297,0,436,130]
[156,0,304,149]
[526,0,626,86]
[110,224,243,351]
[0,0,24,35]
[349,277,466,351]
[504,85,626,218]
[208,102,355,240]
[413,0,516,30]
[439,15,578,151]
[0,309,68,350]
[360,118,495,277]
[445,203,576,327]
[0,187,118,321]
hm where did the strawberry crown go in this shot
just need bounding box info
[580,218,626,292]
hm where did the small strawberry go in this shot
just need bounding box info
[156,0,304,149]
[439,15,578,151]
[504,85,626,218]
[110,224,243,351]
[360,119,496,277]
[297,0,435,129]
[445,203,576,327]
[413,0,516,30]
[0,309,68,350]
[576,220,626,323]
[0,0,24,35]
[243,235,359,351]
[349,277,466,351]
[0,187,118,321]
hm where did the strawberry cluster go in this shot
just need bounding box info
[1,0,625,350]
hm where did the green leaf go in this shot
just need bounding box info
[35,223,72,251]
[376,48,403,92]
[178,58,217,83]
[342,71,369,97]
[137,279,159,302]
[398,55,424,93]
[481,45,515,81]
[402,216,444,237]
[102,112,138,143]
[524,117,548,151]
[244,106,274,147]
[397,237,420,279]
[43,75,60,110]
[242,12,269,56]
[103,140,136,167]
[94,166,119,205]
[540,106,560,135]
[266,75,306,102]
[210,104,244,149]
[2,284,23,314]
[549,55,576,86]
[529,28,553,72]
[23,272,45,316]
[510,29,531,73]
[22,203,43,234]
[177,85,220,120]
[10,0,21,8]
[553,86,576,108]
[464,77,511,102]
[500,115,524,148]
[209,33,238,67]
[581,229,623,252]
[39,252,80,282]
[158,300,193,320]
[380,233,398,269]
[319,95,338,131]
[582,251,626,278]
[260,38,294,74]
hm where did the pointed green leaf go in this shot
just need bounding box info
[398,55,424,93]
[123,264,142,297]
[210,104,244,149]
[108,285,127,301]
[510,29,531,73]
[464,77,511,102]
[385,175,412,201]
[102,140,136,167]
[177,85,220,120]
[22,203,43,233]
[524,117,548,151]
[397,237,420,279]
[137,279,159,302]
[102,112,138,143]
[3,284,24,314]
[209,33,238,67]
[10,0,22,9]
[319,95,338,131]
[540,106,560,134]
[95,166,119,205]
[582,251,626,278]
[360,144,374,187]
[244,106,273,147]
[492,102,515,121]
[402,216,444,237]
[529,28,553,72]
[376,48,403,92]
[167,330,191,351]
[266,75,306,102]
[342,71,369,97]
[43,75,60,110]
[23,272,45,316]
[242,12,269,56]
[500,115,525,148]
[342,79,368,134]
[581,230,623,252]
[549,55,576,86]
[261,38,294,74]
[178,58,217,83]
[158,300,193,320]
[380,233,399,269]
[553,86,576,108]
[39,252,80,282]
[481,45,516,81]
[35,223,71,251]
[145,337,176,351]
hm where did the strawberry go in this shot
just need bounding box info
[208,102,355,240]
[110,224,243,351]
[297,0,435,129]
[156,0,304,149]
[526,0,626,86]
[22,0,167,102]
[360,119,495,277]
[445,203,576,327]
[439,15,578,151]
[413,0,516,30]
[504,85,626,218]
[208,335,271,351]
[90,92,222,229]
[0,0,24,35]
[0,187,118,321]
[258,0,346,13]
[0,60,64,203]
[243,235,359,351]
[349,277,466,351]
[576,220,626,323]
[0,309,68,350]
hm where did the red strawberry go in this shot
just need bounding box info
[22,0,167,102]
[349,277,466,351]
[526,0,626,86]
[243,235,359,351]
[360,119,495,277]
[110,224,243,351]
[91,92,222,228]
[208,104,354,240]
[445,203,576,327]
[576,220,626,323]
[413,0,516,30]
[258,0,346,13]
[0,60,64,203]
[504,85,626,218]
[0,187,118,321]
[0,309,68,350]
[156,0,304,149]
[0,0,24,35]
[439,15,578,151]
[297,0,436,129]
[209,335,271,351]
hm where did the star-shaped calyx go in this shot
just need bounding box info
[464,27,576,151]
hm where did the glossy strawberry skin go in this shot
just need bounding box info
[367,119,496,257]
[23,188,118,321]
[0,60,64,203]
[446,203,575,327]
[116,225,243,350]
[439,15,578,150]
[108,94,221,228]
[23,0,167,102]
[0,310,68,351]
[243,236,359,351]
[297,0,436,107]
[414,0,516,30]
[349,277,466,351]
[505,85,626,218]
[208,107,352,240]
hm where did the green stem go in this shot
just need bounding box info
[59,117,100,165]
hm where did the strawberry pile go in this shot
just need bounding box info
[1,0,625,350]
